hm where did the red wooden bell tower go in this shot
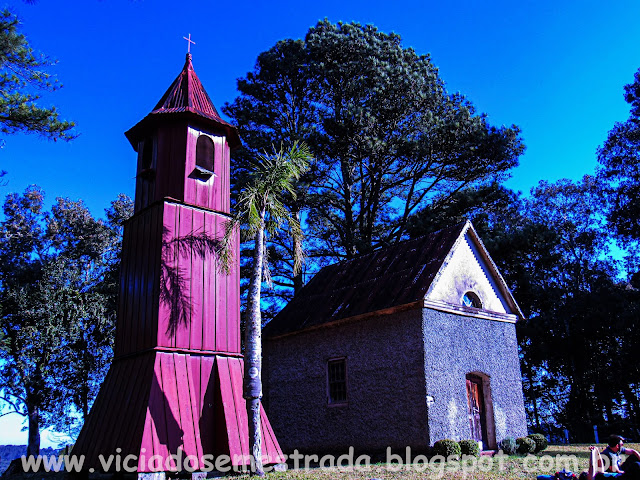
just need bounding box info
[73,54,283,473]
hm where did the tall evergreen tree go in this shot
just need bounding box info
[0,10,75,142]
[224,20,524,307]
[598,67,640,273]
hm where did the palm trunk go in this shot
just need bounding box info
[292,209,304,294]
[244,218,265,476]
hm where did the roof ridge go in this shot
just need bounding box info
[185,54,192,109]
[326,221,468,267]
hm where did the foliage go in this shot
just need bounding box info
[499,437,517,455]
[223,20,524,310]
[406,175,640,442]
[0,10,75,143]
[221,143,312,475]
[52,194,132,431]
[458,439,480,457]
[519,176,638,441]
[598,67,640,254]
[527,433,548,453]
[0,186,132,454]
[516,436,536,454]
[432,439,461,458]
[0,445,56,473]
[223,18,640,445]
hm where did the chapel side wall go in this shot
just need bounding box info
[422,308,527,448]
[263,309,429,454]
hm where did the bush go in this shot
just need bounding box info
[499,436,517,455]
[433,439,462,458]
[527,433,548,453]
[516,436,536,454]
[458,439,480,457]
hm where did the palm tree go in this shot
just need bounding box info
[222,142,311,475]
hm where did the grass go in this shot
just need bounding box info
[230,443,640,480]
[5,444,638,480]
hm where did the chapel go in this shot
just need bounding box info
[263,221,528,453]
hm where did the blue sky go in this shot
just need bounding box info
[1,0,640,447]
[2,0,640,217]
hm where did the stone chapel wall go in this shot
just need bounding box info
[263,308,428,454]
[421,308,528,448]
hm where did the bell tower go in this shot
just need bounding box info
[125,53,238,216]
[72,54,283,474]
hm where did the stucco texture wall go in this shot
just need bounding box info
[263,309,429,454]
[422,308,528,448]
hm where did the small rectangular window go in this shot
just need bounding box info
[327,358,347,405]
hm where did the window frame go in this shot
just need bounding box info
[326,357,348,407]
[141,136,154,170]
[195,134,215,176]
[462,291,483,309]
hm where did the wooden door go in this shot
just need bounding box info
[466,375,487,447]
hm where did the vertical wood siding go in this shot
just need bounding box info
[73,353,155,469]
[134,138,157,213]
[217,356,285,465]
[115,206,163,357]
[74,353,283,472]
[202,212,216,352]
[80,95,283,470]
[134,123,231,214]
[183,127,230,213]
[116,200,240,357]
[190,209,205,351]
[154,202,239,353]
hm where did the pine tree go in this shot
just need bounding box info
[0,9,75,144]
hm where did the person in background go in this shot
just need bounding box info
[601,435,640,477]
[578,438,640,480]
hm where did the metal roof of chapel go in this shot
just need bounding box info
[264,223,467,338]
[264,221,525,338]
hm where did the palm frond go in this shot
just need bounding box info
[231,141,313,280]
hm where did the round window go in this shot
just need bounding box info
[462,291,482,309]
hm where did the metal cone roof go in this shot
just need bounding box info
[126,53,241,148]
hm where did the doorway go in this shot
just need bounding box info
[466,373,488,449]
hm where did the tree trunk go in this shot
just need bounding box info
[247,397,262,475]
[622,384,640,425]
[244,220,265,476]
[26,403,40,457]
[529,375,540,431]
[82,388,89,421]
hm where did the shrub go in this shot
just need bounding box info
[527,433,548,453]
[499,436,517,455]
[516,436,536,454]
[458,439,480,457]
[433,439,461,458]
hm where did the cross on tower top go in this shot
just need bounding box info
[183,33,195,53]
